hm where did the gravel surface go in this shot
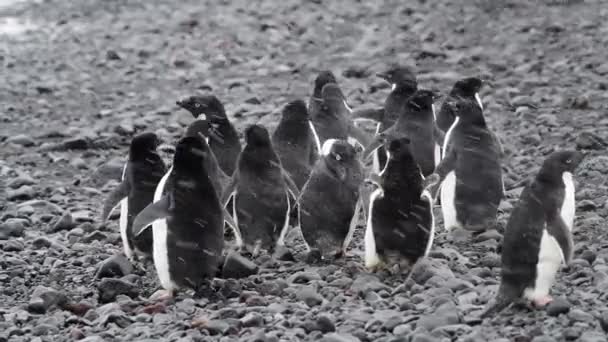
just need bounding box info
[1,0,608,341]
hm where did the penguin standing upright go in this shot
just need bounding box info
[482,151,583,317]
[309,83,371,151]
[221,125,300,257]
[363,90,443,177]
[272,100,317,189]
[430,97,503,232]
[364,138,435,273]
[130,137,226,299]
[352,65,418,172]
[176,95,242,176]
[101,132,166,261]
[298,139,364,261]
[436,77,483,133]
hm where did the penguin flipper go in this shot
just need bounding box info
[282,170,301,200]
[351,108,384,123]
[101,180,129,222]
[433,124,445,146]
[362,135,386,161]
[546,215,574,264]
[347,124,372,149]
[220,174,238,207]
[132,196,171,236]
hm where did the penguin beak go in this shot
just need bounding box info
[158,143,175,154]
[375,72,389,81]
[335,165,347,181]
[176,99,186,108]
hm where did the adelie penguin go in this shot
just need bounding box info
[482,150,583,317]
[130,137,232,299]
[352,65,418,172]
[176,95,242,176]
[221,125,300,257]
[364,137,435,274]
[436,77,484,133]
[309,83,371,152]
[427,97,503,232]
[298,139,364,262]
[101,132,166,262]
[272,99,317,190]
[362,89,443,177]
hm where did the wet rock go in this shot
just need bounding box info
[296,287,323,307]
[7,185,35,201]
[97,278,139,303]
[51,212,76,232]
[95,254,133,279]
[7,134,35,147]
[221,252,258,279]
[0,219,26,240]
[60,137,91,150]
[546,297,571,316]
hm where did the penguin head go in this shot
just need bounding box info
[184,119,212,142]
[540,150,585,178]
[281,99,310,122]
[376,65,417,90]
[451,97,485,125]
[130,132,162,158]
[406,89,435,113]
[313,70,338,97]
[321,139,357,181]
[386,137,415,163]
[451,77,483,97]
[176,95,226,121]
[245,124,271,148]
[173,136,208,174]
[320,83,348,115]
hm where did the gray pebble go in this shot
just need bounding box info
[545,297,571,317]
[316,314,336,333]
[7,134,36,146]
[416,303,460,331]
[95,254,133,279]
[320,332,361,342]
[296,287,323,307]
[51,212,75,232]
[7,186,35,201]
[97,278,139,303]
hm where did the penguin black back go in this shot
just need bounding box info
[177,95,242,176]
[437,77,483,132]
[183,119,227,196]
[272,100,315,189]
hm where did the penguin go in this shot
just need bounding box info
[221,124,300,257]
[309,83,371,152]
[352,65,418,172]
[176,95,242,176]
[362,89,443,177]
[482,150,583,317]
[298,139,364,261]
[436,77,483,133]
[308,71,339,153]
[101,132,166,261]
[271,99,317,190]
[130,137,226,299]
[429,97,503,232]
[364,137,435,274]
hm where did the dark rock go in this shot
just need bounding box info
[106,50,121,60]
[296,287,323,307]
[221,252,258,279]
[316,314,336,333]
[61,137,90,150]
[546,297,571,316]
[342,66,370,79]
[97,278,139,303]
[7,186,35,201]
[27,286,68,313]
[273,244,295,261]
[100,310,132,328]
[0,219,25,240]
[2,240,24,251]
[580,250,597,265]
[96,254,133,279]
[474,229,502,242]
[577,200,596,211]
[288,271,322,284]
[51,212,76,232]
[576,132,606,150]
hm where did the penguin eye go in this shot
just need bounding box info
[334,153,342,161]
[565,159,572,164]
[194,103,201,108]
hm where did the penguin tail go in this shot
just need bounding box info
[480,283,515,319]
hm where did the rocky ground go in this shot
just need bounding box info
[2,0,608,341]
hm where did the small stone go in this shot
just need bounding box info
[296,287,323,307]
[97,278,139,303]
[2,240,24,251]
[579,332,607,342]
[7,185,35,201]
[288,271,322,284]
[580,250,597,265]
[8,174,36,188]
[570,95,590,109]
[568,308,594,323]
[51,212,76,232]
[350,274,389,296]
[96,254,133,279]
[192,318,232,335]
[416,303,460,331]
[474,229,502,242]
[106,50,121,60]
[240,312,264,327]
[28,286,68,313]
[316,314,336,333]
[411,333,435,342]
[221,252,258,279]
[0,219,26,240]
[320,332,361,342]
[61,137,90,150]
[599,312,608,333]
[7,134,36,146]
[393,324,411,336]
[577,200,596,211]
[546,297,571,317]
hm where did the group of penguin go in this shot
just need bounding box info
[101,65,585,317]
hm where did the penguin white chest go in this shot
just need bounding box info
[442,116,459,156]
[152,168,176,291]
[308,120,322,154]
[118,163,132,259]
[560,172,575,230]
[364,189,383,269]
[524,229,563,301]
[440,171,460,231]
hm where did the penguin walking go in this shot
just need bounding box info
[429,97,503,232]
[176,95,242,176]
[352,65,418,172]
[130,137,226,299]
[272,99,317,190]
[436,77,484,133]
[309,83,371,151]
[364,137,435,274]
[362,90,443,177]
[482,151,583,317]
[298,139,364,261]
[221,125,300,257]
[101,132,166,261]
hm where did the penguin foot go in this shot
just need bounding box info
[149,289,174,302]
[533,295,553,308]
